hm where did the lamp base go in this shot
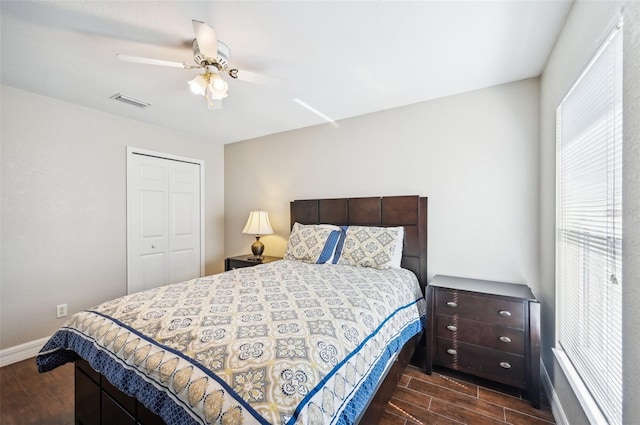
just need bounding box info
[250,236,265,260]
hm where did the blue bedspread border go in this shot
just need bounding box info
[37,307,425,425]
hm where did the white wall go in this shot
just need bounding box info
[539,1,640,422]
[622,3,640,422]
[0,86,225,350]
[225,78,540,290]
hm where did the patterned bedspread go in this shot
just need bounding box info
[37,260,426,425]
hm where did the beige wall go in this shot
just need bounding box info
[0,86,225,350]
[225,78,540,290]
[539,1,640,422]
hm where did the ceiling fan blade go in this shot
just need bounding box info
[228,69,287,87]
[116,54,194,69]
[192,20,218,59]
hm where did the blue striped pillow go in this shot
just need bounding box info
[331,226,350,264]
[317,229,341,263]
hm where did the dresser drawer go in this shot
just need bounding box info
[435,314,525,355]
[434,337,526,388]
[435,289,525,329]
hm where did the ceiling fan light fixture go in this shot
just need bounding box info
[204,86,219,109]
[208,73,228,100]
[209,88,228,100]
[188,75,207,95]
[211,78,226,91]
[189,71,227,104]
[118,20,279,112]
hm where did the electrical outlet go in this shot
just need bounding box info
[56,304,67,318]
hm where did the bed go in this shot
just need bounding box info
[37,195,428,425]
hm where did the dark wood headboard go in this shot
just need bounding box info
[290,195,428,293]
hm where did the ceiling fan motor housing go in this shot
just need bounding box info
[192,39,231,69]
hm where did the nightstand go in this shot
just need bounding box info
[425,275,541,408]
[224,254,282,271]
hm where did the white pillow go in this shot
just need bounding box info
[336,226,404,269]
[283,223,341,264]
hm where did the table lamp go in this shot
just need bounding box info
[242,211,274,260]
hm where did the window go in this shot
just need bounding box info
[556,21,623,424]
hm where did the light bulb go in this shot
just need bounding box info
[209,74,229,100]
[188,75,207,95]
[212,78,226,91]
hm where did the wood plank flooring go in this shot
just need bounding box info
[0,358,74,425]
[0,358,554,425]
[383,366,555,425]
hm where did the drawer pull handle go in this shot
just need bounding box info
[499,310,512,317]
[499,362,512,369]
[446,301,458,308]
[499,336,512,343]
[447,349,457,355]
[447,325,458,332]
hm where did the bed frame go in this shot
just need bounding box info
[74,195,428,425]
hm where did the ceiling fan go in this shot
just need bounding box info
[117,20,277,109]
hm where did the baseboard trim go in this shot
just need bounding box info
[0,337,50,368]
[542,360,569,425]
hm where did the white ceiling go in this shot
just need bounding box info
[0,1,572,145]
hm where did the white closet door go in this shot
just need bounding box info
[168,160,201,284]
[127,152,201,294]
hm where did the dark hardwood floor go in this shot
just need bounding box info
[0,358,74,425]
[0,358,554,425]
[383,366,555,425]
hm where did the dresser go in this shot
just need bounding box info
[425,275,541,408]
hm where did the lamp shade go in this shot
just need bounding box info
[208,73,229,100]
[242,211,274,235]
[188,74,207,95]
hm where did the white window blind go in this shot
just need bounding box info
[556,21,622,425]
